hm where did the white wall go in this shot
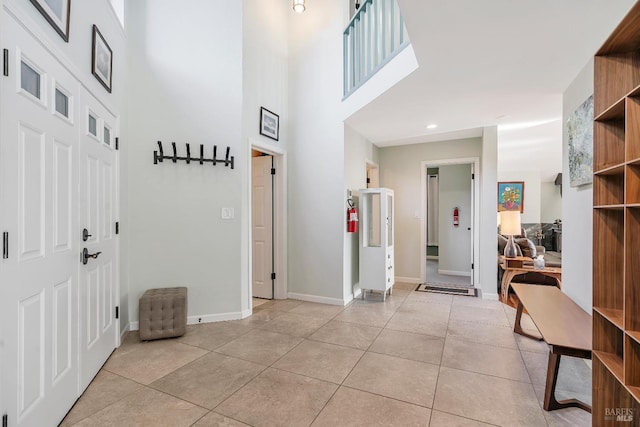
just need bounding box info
[562,59,594,312]
[242,0,289,305]
[379,138,481,277]
[480,127,499,298]
[288,0,349,303]
[540,181,562,223]
[344,124,379,300]
[497,170,541,224]
[126,0,245,324]
[379,132,496,297]
[438,164,471,275]
[243,0,289,152]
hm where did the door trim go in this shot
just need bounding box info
[248,138,287,304]
[420,157,480,287]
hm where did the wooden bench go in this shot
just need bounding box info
[511,283,592,413]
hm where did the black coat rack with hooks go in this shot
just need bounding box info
[153,141,235,169]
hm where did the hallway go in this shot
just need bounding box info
[426,259,471,287]
[61,284,590,426]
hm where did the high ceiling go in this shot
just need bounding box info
[344,0,636,181]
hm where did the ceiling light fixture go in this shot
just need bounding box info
[426,124,438,129]
[293,0,306,13]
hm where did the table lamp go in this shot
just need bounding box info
[500,210,521,258]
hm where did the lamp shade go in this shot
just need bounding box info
[293,0,306,13]
[499,211,521,236]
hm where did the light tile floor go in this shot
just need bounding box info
[61,284,592,427]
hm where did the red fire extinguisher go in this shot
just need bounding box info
[347,199,358,233]
[453,207,459,227]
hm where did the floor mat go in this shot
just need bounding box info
[415,283,475,296]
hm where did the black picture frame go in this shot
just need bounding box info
[260,107,279,141]
[91,25,113,93]
[29,0,71,42]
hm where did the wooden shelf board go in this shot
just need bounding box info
[596,98,625,121]
[595,164,626,176]
[627,330,640,345]
[627,203,640,209]
[594,204,625,210]
[597,1,640,54]
[595,307,625,329]
[628,386,640,404]
[594,351,625,384]
[629,84,640,98]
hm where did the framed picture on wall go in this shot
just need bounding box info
[260,107,279,141]
[91,25,113,93]
[497,181,524,213]
[29,0,71,42]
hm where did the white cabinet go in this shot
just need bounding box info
[359,188,394,300]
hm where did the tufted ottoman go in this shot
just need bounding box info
[138,287,187,341]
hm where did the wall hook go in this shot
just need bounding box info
[152,140,235,170]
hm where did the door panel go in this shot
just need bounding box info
[53,278,72,383]
[78,87,119,391]
[53,140,73,252]
[18,290,45,415]
[0,17,80,426]
[19,124,46,260]
[102,261,114,332]
[251,155,273,299]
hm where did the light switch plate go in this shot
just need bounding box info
[221,207,234,219]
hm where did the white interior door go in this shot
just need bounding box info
[78,88,119,390]
[252,155,273,299]
[0,19,80,426]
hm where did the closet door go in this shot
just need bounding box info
[0,17,80,426]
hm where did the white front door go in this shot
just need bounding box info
[78,88,119,391]
[0,18,80,426]
[251,155,273,299]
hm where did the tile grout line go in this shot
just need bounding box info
[505,300,551,427]
[428,294,454,426]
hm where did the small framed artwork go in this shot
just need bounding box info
[260,107,279,141]
[498,181,524,213]
[91,25,113,93]
[29,0,71,42]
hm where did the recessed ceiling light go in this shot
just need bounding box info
[426,124,438,129]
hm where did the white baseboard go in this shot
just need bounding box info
[187,311,248,325]
[128,310,250,331]
[438,269,471,277]
[287,292,346,306]
[395,276,422,284]
[120,324,130,343]
[481,292,499,301]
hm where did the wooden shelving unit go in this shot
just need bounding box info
[593,3,640,424]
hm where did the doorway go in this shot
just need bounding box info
[366,160,379,188]
[251,151,274,300]
[249,140,287,306]
[420,159,479,292]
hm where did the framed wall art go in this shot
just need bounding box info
[498,181,524,213]
[567,94,594,187]
[260,107,279,141]
[29,0,71,42]
[92,25,112,93]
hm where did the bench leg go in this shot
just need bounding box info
[513,300,543,341]
[543,352,592,413]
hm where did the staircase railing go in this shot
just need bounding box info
[343,0,410,98]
